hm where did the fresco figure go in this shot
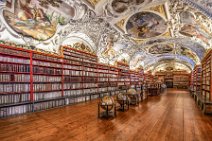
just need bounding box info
[179,11,211,45]
[111,0,145,13]
[126,12,167,39]
[3,0,74,41]
[149,44,173,54]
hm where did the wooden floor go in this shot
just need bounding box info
[1,89,212,141]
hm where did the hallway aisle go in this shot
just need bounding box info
[0,89,212,141]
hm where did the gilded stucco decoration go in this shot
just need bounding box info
[0,0,212,71]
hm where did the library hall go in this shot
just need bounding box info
[1,0,212,141]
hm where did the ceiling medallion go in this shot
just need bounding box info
[125,11,168,40]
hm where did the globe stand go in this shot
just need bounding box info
[98,102,116,118]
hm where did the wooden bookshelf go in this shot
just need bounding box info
[0,44,144,117]
[201,50,212,102]
[173,71,190,89]
[193,65,202,99]
[190,71,194,94]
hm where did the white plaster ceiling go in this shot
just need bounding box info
[0,0,211,72]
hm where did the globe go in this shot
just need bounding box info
[116,93,129,105]
[127,88,137,95]
[100,96,114,111]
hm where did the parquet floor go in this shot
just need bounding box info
[0,89,212,141]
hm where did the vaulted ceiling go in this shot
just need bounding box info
[0,0,212,73]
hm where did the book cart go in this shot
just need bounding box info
[0,43,144,118]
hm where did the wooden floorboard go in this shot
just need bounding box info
[0,89,212,141]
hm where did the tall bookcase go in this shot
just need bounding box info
[173,71,190,89]
[0,44,144,117]
[0,44,32,116]
[192,65,202,100]
[201,50,212,101]
[32,52,64,111]
[130,70,144,91]
[190,71,194,94]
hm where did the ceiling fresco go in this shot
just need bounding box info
[178,46,200,64]
[126,12,167,39]
[111,0,146,14]
[179,11,211,46]
[3,0,75,41]
[153,61,192,73]
[148,44,173,54]
[0,0,212,72]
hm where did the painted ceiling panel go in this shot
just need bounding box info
[0,0,211,72]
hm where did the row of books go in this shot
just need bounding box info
[108,70,119,74]
[84,72,99,76]
[33,60,62,68]
[63,70,83,76]
[90,94,99,100]
[202,77,210,82]
[63,65,83,70]
[84,68,100,72]
[0,87,134,118]
[83,88,99,94]
[99,87,109,92]
[64,89,84,97]
[33,99,65,111]
[33,66,62,75]
[99,78,109,81]
[0,104,32,117]
[203,72,210,77]
[63,59,84,66]
[98,74,111,77]
[63,49,97,60]
[98,69,111,73]
[0,56,30,64]
[83,83,98,88]
[64,53,83,62]
[202,85,210,91]
[83,77,98,82]
[65,97,86,105]
[108,78,119,81]
[33,84,62,92]
[0,74,29,82]
[0,63,30,73]
[119,78,130,81]
[0,84,30,93]
[64,83,82,89]
[202,81,210,85]
[83,63,98,69]
[202,91,210,100]
[34,92,62,101]
[0,94,30,105]
[0,46,29,57]
[33,54,62,63]
[33,75,61,82]
[64,76,82,82]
